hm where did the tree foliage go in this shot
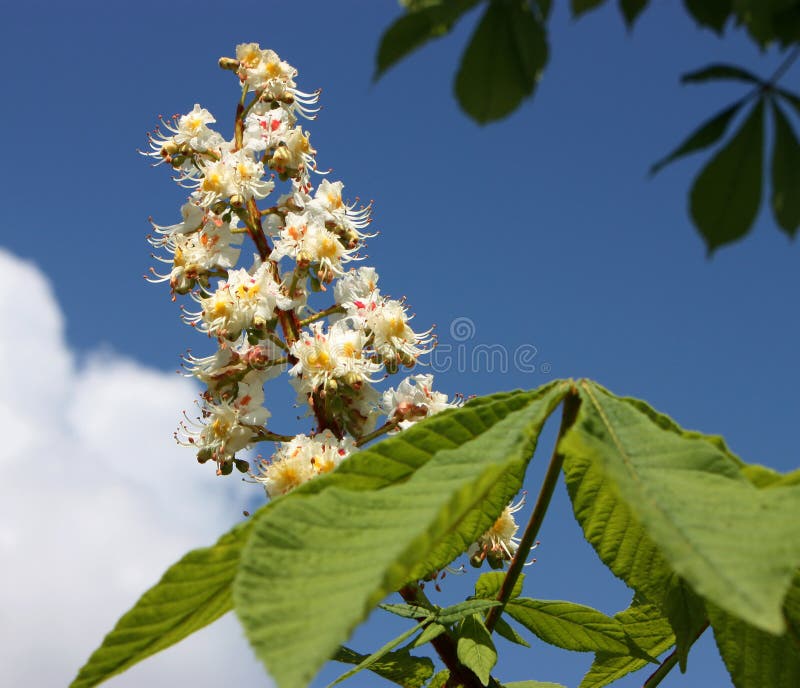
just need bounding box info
[375,0,800,253]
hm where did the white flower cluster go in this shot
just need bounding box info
[144,43,460,490]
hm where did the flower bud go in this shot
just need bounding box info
[218,57,240,71]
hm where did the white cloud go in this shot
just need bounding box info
[0,249,271,686]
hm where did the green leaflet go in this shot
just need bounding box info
[474,571,525,601]
[707,570,800,687]
[689,99,765,254]
[580,600,675,688]
[619,0,649,28]
[456,615,497,686]
[681,62,762,85]
[770,100,800,238]
[69,519,252,688]
[234,382,569,688]
[333,646,434,688]
[374,0,481,79]
[505,598,652,657]
[649,101,743,176]
[455,0,548,123]
[562,380,800,634]
[682,0,731,34]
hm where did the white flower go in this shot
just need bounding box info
[183,336,286,392]
[468,496,526,569]
[334,267,381,317]
[307,179,373,241]
[243,107,292,153]
[289,320,381,394]
[271,212,357,278]
[255,430,355,498]
[381,374,460,429]
[366,299,433,364]
[148,208,242,294]
[179,370,270,468]
[227,149,274,200]
[188,263,291,339]
[174,104,221,151]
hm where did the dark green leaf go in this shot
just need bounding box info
[455,0,548,123]
[770,100,800,238]
[663,575,706,671]
[619,0,649,28]
[689,99,765,254]
[70,520,252,688]
[456,615,497,686]
[681,62,763,85]
[234,382,568,688]
[580,600,675,688]
[562,380,800,633]
[534,0,553,21]
[682,0,732,33]
[474,571,525,601]
[505,598,651,657]
[650,100,744,175]
[494,616,531,647]
[375,0,481,79]
[333,646,435,688]
[571,0,608,17]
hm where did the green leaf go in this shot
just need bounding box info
[770,100,800,238]
[682,0,732,33]
[689,99,765,254]
[494,616,531,647]
[580,600,675,688]
[619,0,649,28]
[681,62,763,85]
[650,100,744,175]
[455,0,548,123]
[428,669,450,688]
[375,0,481,80]
[70,520,253,688]
[413,622,447,648]
[234,382,569,688]
[456,614,497,686]
[662,575,706,671]
[562,380,800,634]
[381,602,435,620]
[333,645,435,688]
[438,599,502,625]
[328,623,428,687]
[474,571,525,600]
[571,0,608,17]
[505,598,651,657]
[708,603,800,688]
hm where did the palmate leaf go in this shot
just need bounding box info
[561,380,800,635]
[455,0,548,123]
[234,382,569,688]
[580,599,675,688]
[689,98,765,254]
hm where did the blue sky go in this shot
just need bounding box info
[1,1,797,687]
